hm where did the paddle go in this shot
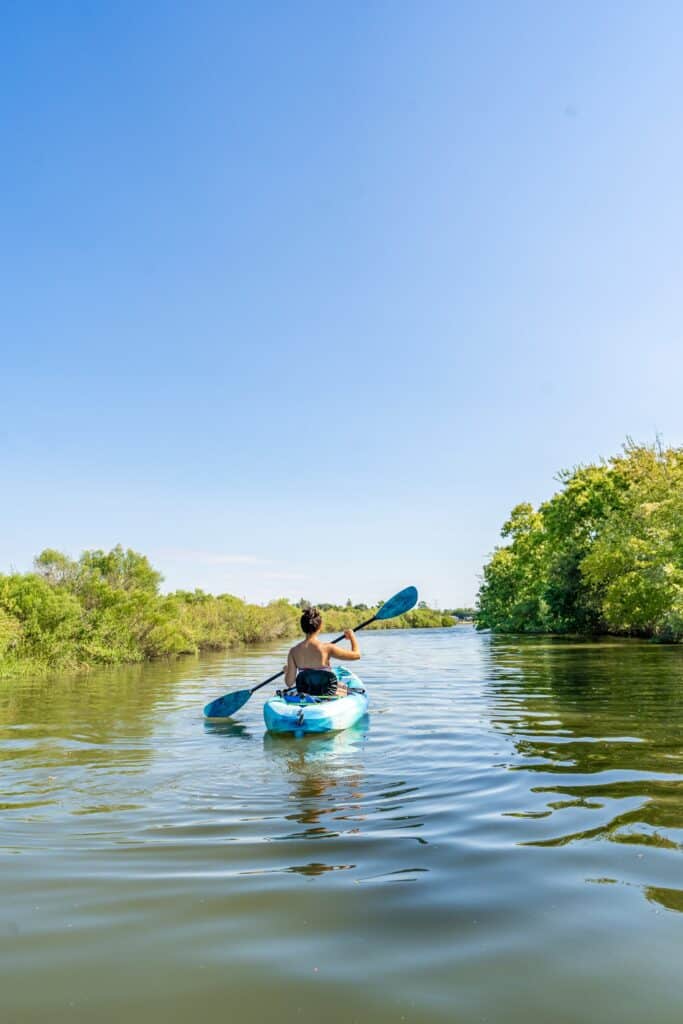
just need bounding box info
[203,585,418,719]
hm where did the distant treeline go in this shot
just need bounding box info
[298,599,455,633]
[445,607,476,620]
[477,442,683,642]
[0,548,453,676]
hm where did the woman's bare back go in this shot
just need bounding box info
[284,627,361,690]
[289,637,332,670]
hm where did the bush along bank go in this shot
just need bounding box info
[0,547,453,676]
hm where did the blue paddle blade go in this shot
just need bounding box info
[203,688,252,719]
[375,585,418,621]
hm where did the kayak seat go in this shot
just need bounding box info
[295,668,340,697]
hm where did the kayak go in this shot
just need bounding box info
[263,665,368,735]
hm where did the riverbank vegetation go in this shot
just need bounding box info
[309,600,455,633]
[0,548,452,676]
[477,442,683,641]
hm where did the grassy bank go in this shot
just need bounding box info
[0,547,452,677]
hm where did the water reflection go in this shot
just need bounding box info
[0,654,228,752]
[242,861,356,878]
[487,634,683,910]
[203,719,254,741]
[264,723,369,845]
[644,885,683,914]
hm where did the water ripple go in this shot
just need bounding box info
[2,629,683,1023]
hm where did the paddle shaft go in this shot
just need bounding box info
[248,614,377,696]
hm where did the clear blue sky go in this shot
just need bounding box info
[2,2,683,606]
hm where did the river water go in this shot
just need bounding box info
[2,626,683,1022]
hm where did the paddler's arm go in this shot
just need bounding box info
[326,629,361,662]
[284,651,297,687]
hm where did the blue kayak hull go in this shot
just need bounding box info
[263,666,368,734]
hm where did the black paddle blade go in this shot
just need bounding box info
[203,688,252,719]
[375,585,418,621]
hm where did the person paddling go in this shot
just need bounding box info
[285,606,361,697]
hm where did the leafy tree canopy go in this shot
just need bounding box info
[476,442,683,642]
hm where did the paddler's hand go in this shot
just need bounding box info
[343,629,355,641]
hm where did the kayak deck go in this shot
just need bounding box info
[263,665,368,735]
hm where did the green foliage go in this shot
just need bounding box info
[0,606,23,657]
[0,547,449,675]
[319,604,454,632]
[446,607,476,620]
[0,547,299,675]
[477,442,683,642]
[173,592,299,650]
[0,573,83,663]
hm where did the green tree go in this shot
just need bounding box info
[34,549,78,587]
[477,503,549,632]
[0,573,82,662]
[477,442,683,641]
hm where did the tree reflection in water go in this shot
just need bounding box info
[486,634,683,912]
